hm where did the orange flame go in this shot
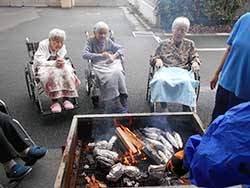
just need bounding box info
[117,124,147,165]
[85,175,107,188]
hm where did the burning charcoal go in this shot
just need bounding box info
[145,138,165,151]
[86,154,95,165]
[87,142,96,149]
[158,150,170,163]
[96,159,113,168]
[108,136,117,150]
[143,127,162,135]
[159,135,174,154]
[142,144,163,165]
[94,149,119,169]
[93,148,119,160]
[123,177,136,187]
[165,132,179,149]
[96,156,116,166]
[80,172,87,177]
[84,164,90,169]
[145,138,171,159]
[143,132,159,140]
[106,163,124,182]
[134,182,140,187]
[95,140,109,149]
[173,131,183,149]
[124,166,141,179]
[148,164,166,178]
[85,175,107,188]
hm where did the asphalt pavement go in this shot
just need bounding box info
[0,6,228,188]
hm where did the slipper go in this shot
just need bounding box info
[50,102,62,113]
[63,100,74,110]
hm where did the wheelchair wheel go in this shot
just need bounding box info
[146,78,151,102]
[146,66,152,102]
[35,97,43,113]
[84,69,91,96]
[150,102,156,112]
[24,65,35,101]
[91,96,99,108]
[194,72,200,101]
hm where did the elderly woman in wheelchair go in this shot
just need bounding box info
[82,21,128,113]
[148,16,201,112]
[34,28,80,113]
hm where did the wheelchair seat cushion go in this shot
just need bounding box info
[149,67,199,107]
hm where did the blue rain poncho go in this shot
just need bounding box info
[184,101,250,188]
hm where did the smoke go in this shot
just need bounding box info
[91,117,116,141]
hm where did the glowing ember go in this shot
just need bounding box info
[84,175,107,188]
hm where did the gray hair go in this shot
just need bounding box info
[172,17,190,32]
[93,21,109,32]
[48,28,66,41]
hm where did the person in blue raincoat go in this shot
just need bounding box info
[167,101,250,187]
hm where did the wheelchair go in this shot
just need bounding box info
[0,99,35,146]
[24,38,79,115]
[146,56,200,113]
[0,99,35,188]
[84,30,124,108]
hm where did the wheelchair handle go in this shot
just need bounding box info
[26,37,30,43]
[85,31,90,39]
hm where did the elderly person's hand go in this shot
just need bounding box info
[191,62,200,72]
[155,58,163,68]
[210,74,219,90]
[102,52,116,63]
[55,58,65,68]
[102,51,111,58]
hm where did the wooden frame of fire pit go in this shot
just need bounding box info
[54,112,204,188]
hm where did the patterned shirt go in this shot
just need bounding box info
[153,37,201,69]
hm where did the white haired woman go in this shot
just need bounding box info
[34,28,81,113]
[150,17,201,110]
[82,21,128,113]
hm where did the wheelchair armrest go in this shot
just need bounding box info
[149,55,156,66]
[64,56,72,63]
[64,57,75,69]
[194,71,200,81]
[85,31,90,39]
[0,99,9,114]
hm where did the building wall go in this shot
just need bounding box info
[0,0,125,7]
[75,0,126,6]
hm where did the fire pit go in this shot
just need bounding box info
[55,112,204,188]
